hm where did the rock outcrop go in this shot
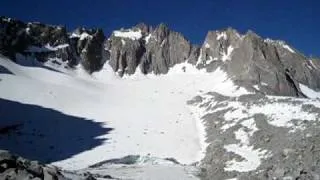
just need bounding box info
[0,16,108,73]
[107,23,197,75]
[188,92,320,180]
[0,150,67,180]
[0,150,118,180]
[197,28,320,97]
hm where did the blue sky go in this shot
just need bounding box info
[1,0,319,56]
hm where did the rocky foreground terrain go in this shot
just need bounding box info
[0,150,93,180]
[1,16,320,180]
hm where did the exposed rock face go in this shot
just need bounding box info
[107,28,146,75]
[0,16,107,72]
[0,150,67,180]
[188,92,320,180]
[142,23,193,74]
[0,150,119,180]
[80,29,107,73]
[107,23,196,75]
[0,17,31,59]
[197,28,320,97]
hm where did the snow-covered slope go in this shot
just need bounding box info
[2,53,320,179]
[0,56,247,172]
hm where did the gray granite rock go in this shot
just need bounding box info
[108,23,196,75]
[196,28,320,96]
[0,16,108,73]
[0,150,67,180]
[188,93,320,180]
[0,150,109,180]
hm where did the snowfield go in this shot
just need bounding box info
[0,56,247,171]
[2,55,320,179]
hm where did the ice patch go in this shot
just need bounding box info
[113,29,142,40]
[221,46,234,61]
[299,83,320,99]
[250,102,317,127]
[264,38,295,53]
[46,44,69,50]
[160,39,166,47]
[196,49,203,66]
[25,44,69,53]
[282,44,295,53]
[145,34,152,44]
[206,56,218,65]
[70,33,80,38]
[3,18,11,22]
[79,32,91,40]
[241,118,258,136]
[217,32,227,40]
[225,116,266,172]
[309,60,318,69]
[121,39,126,46]
[224,144,269,172]
[25,27,31,34]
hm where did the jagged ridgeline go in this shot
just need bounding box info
[1,16,320,97]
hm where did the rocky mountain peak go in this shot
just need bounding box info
[107,23,195,75]
[1,17,320,97]
[195,27,320,97]
[152,23,170,41]
[133,22,151,34]
[0,16,107,72]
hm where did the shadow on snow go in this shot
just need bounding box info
[0,98,113,164]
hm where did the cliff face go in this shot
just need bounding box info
[196,28,320,97]
[1,16,320,97]
[0,17,108,73]
[107,23,197,75]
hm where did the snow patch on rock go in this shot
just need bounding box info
[300,83,320,99]
[217,31,227,40]
[121,39,126,46]
[145,34,152,44]
[206,56,218,65]
[69,32,92,40]
[282,44,295,53]
[224,143,269,172]
[25,44,69,53]
[221,46,234,61]
[113,29,142,40]
[264,38,295,53]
